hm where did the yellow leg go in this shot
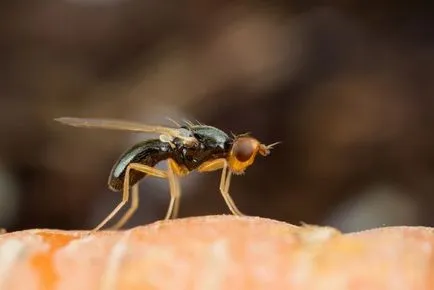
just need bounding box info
[219,163,245,216]
[91,163,167,233]
[165,159,182,219]
[197,158,226,172]
[108,184,139,230]
[198,159,245,216]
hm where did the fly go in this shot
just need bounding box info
[55,117,279,232]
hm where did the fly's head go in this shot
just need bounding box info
[227,135,280,175]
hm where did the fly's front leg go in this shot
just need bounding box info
[197,159,245,216]
[92,163,167,233]
[219,164,245,216]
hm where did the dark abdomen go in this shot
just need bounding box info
[108,139,173,191]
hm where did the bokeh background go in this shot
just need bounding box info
[1,1,433,233]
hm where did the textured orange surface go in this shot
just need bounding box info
[0,215,433,290]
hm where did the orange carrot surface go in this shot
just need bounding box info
[0,215,433,290]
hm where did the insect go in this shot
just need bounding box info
[55,117,279,232]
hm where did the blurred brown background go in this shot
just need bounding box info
[1,1,433,233]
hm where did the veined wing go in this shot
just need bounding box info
[55,117,198,144]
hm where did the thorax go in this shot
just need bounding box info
[172,125,232,171]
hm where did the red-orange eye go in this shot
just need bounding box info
[232,137,256,162]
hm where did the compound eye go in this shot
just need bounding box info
[232,137,256,162]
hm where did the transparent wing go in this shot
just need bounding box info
[55,117,187,139]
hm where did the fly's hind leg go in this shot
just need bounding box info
[108,183,139,230]
[110,160,184,230]
[197,159,245,216]
[92,163,167,233]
